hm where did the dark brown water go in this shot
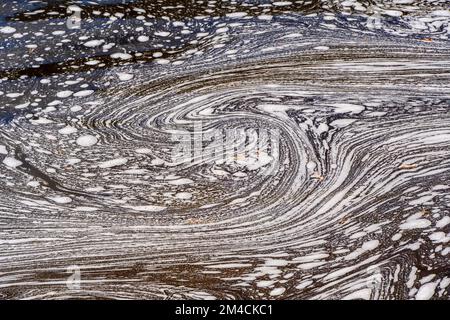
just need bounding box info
[0,0,449,300]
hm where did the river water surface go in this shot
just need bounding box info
[0,0,449,299]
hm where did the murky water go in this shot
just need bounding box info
[0,1,449,300]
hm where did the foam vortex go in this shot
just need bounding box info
[0,2,449,300]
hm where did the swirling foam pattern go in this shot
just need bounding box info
[0,1,449,299]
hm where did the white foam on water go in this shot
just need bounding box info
[74,206,99,212]
[269,287,286,296]
[175,192,192,200]
[6,92,23,98]
[84,40,104,47]
[432,10,450,17]
[123,205,166,212]
[226,12,247,18]
[99,158,128,168]
[314,46,329,51]
[137,36,149,42]
[415,281,438,300]
[0,145,7,155]
[49,196,72,204]
[56,91,73,98]
[332,103,365,114]
[117,73,134,81]
[420,133,450,144]
[132,149,150,155]
[344,240,380,260]
[292,253,329,263]
[429,232,447,243]
[362,240,380,251]
[273,2,292,6]
[436,216,450,228]
[295,280,313,290]
[264,259,289,267]
[205,263,252,269]
[392,233,402,241]
[2,157,22,168]
[0,26,16,34]
[400,219,431,230]
[76,135,98,147]
[167,178,194,185]
[74,90,94,97]
[257,280,275,288]
[151,158,165,166]
[342,288,371,300]
[30,117,54,125]
[297,261,327,270]
[58,126,78,135]
[383,10,403,17]
[330,119,357,128]
[258,15,273,20]
[155,31,170,37]
[110,53,133,60]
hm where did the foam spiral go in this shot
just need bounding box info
[0,1,449,300]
